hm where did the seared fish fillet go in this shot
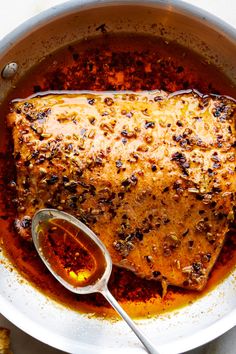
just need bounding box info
[7,90,235,291]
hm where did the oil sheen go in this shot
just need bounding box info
[37,218,107,287]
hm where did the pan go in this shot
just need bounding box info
[0,1,235,353]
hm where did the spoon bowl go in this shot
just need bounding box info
[31,208,112,295]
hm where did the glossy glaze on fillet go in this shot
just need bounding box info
[7,90,235,291]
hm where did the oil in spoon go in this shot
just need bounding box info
[37,218,107,287]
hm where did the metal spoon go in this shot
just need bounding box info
[31,208,160,354]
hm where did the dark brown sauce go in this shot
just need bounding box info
[38,218,107,287]
[0,34,235,319]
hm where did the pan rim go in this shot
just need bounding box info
[0,0,235,59]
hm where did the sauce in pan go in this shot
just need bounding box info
[0,34,235,318]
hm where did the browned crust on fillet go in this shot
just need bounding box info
[7,90,236,290]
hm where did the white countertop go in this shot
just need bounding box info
[0,1,235,354]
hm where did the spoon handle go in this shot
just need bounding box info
[100,286,160,354]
